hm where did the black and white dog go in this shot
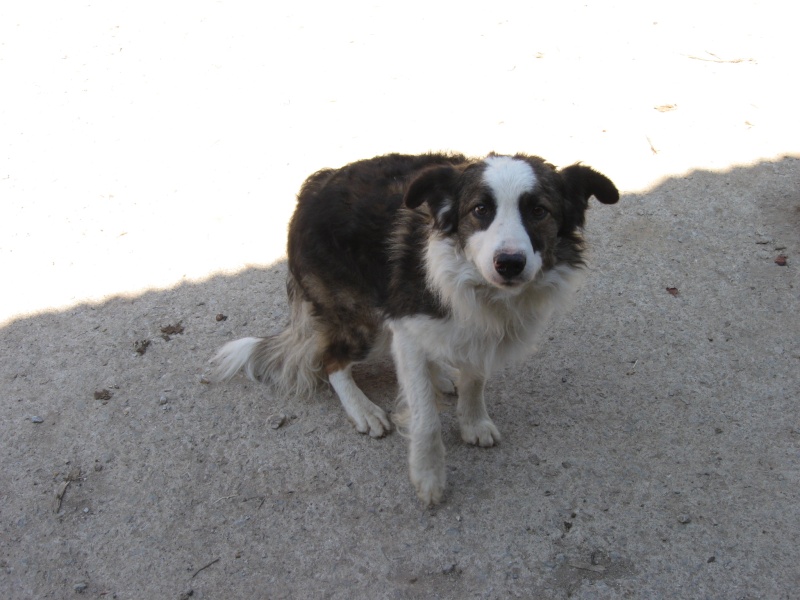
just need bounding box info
[208,152,619,505]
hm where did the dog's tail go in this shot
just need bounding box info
[205,297,325,398]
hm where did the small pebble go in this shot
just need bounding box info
[74,581,88,593]
[678,514,692,524]
[267,413,287,429]
[31,416,44,423]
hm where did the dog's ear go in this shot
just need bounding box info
[558,164,619,231]
[404,165,459,211]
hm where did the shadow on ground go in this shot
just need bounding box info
[2,157,798,599]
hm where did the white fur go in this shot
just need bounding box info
[469,156,541,289]
[435,203,454,232]
[426,233,583,356]
[399,263,582,373]
[483,155,538,200]
[206,337,262,381]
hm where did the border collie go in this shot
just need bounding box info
[208,152,619,505]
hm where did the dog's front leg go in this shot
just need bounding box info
[391,330,446,506]
[457,371,501,447]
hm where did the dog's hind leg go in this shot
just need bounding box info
[327,364,391,438]
[292,269,392,438]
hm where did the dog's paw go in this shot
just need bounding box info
[410,464,446,506]
[409,440,446,506]
[460,418,501,447]
[350,403,392,438]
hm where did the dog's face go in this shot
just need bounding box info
[404,154,619,292]
[459,156,553,290]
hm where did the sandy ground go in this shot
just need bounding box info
[1,2,798,598]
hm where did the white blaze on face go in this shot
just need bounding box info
[465,156,543,290]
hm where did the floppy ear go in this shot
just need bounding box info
[403,165,459,210]
[559,164,619,232]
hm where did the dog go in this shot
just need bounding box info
[207,152,619,505]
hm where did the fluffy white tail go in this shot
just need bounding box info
[205,299,324,398]
[207,337,264,381]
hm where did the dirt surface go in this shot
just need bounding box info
[2,3,799,599]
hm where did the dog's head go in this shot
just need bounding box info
[404,154,619,292]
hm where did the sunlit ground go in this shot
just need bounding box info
[1,1,797,325]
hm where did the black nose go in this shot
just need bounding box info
[494,252,526,279]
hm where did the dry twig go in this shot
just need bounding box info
[191,558,220,579]
[54,468,82,513]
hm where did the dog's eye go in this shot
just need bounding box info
[473,204,490,218]
[531,205,548,220]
